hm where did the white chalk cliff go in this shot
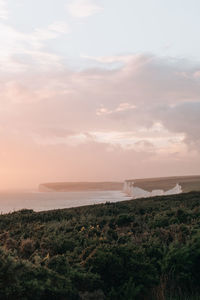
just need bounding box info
[123,181,182,199]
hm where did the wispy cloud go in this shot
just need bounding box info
[0,0,8,20]
[96,103,136,116]
[32,21,70,48]
[0,21,70,72]
[48,21,70,34]
[67,0,103,18]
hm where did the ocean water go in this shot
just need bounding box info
[0,190,131,214]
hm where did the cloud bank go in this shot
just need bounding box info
[0,54,200,189]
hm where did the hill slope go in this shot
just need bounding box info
[0,192,200,299]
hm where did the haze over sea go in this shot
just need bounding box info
[0,190,131,214]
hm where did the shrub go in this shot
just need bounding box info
[116,214,133,227]
[20,238,35,258]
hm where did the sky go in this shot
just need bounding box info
[0,0,200,189]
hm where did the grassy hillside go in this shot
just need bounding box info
[1,192,200,299]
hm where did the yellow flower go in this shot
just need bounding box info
[43,253,49,261]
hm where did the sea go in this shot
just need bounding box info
[0,190,132,214]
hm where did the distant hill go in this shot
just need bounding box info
[125,175,200,193]
[39,181,124,192]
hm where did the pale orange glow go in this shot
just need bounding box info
[1,56,200,190]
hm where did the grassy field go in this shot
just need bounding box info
[0,192,200,299]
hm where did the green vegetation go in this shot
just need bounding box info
[0,192,200,299]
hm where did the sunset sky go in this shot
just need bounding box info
[0,0,200,189]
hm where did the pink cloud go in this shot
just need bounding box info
[0,55,200,188]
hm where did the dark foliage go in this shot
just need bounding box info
[0,192,200,299]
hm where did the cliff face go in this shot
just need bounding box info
[123,181,182,199]
[123,175,200,199]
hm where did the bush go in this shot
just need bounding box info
[20,238,35,258]
[116,214,133,227]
